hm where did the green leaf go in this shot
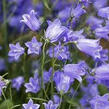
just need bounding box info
[0,99,13,109]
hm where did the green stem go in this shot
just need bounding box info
[58,93,63,109]
[41,42,46,89]
[2,73,8,78]
[23,53,28,81]
[2,90,9,109]
[3,0,8,56]
[10,105,21,109]
[73,76,86,97]
[9,85,12,101]
[51,47,55,97]
[30,97,47,102]
[69,105,71,109]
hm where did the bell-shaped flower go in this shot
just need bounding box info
[21,10,41,31]
[64,61,88,82]
[45,19,67,43]
[76,39,102,59]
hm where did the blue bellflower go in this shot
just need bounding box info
[94,0,107,10]
[25,37,42,55]
[99,49,108,62]
[76,39,102,59]
[87,16,103,30]
[98,7,109,19]
[23,99,40,109]
[64,29,85,42]
[43,100,58,109]
[53,95,61,105]
[71,4,86,19]
[21,10,41,31]
[12,76,24,91]
[48,43,70,60]
[80,84,99,108]
[90,94,109,109]
[54,71,71,93]
[43,68,52,84]
[45,19,67,43]
[94,64,109,87]
[25,73,40,93]
[8,42,25,60]
[95,26,109,40]
[58,6,71,22]
[64,61,87,82]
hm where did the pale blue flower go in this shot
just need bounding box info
[23,99,40,109]
[76,39,102,59]
[45,19,67,43]
[25,37,42,55]
[43,100,58,109]
[8,42,24,60]
[21,10,41,31]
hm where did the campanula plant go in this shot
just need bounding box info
[0,0,109,109]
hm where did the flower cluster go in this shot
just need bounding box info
[0,0,109,109]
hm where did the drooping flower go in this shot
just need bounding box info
[25,37,42,55]
[64,61,88,82]
[43,100,58,109]
[58,6,71,22]
[0,77,6,96]
[12,76,24,91]
[99,49,108,62]
[25,73,40,93]
[71,4,86,19]
[53,71,71,93]
[45,19,67,43]
[94,64,109,87]
[87,16,103,30]
[64,29,85,42]
[95,26,109,40]
[48,43,70,60]
[21,10,41,31]
[43,68,52,84]
[90,94,109,109]
[8,42,25,60]
[51,0,71,12]
[98,7,109,19]
[53,95,61,105]
[76,39,102,59]
[94,0,107,10]
[80,84,99,108]
[23,99,40,109]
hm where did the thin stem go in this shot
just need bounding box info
[44,89,49,100]
[73,76,86,97]
[3,0,8,56]
[10,85,12,101]
[10,105,21,109]
[29,97,47,102]
[41,42,46,89]
[2,90,9,109]
[69,105,71,109]
[51,46,55,97]
[2,73,8,78]
[58,93,63,109]
[23,53,26,76]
